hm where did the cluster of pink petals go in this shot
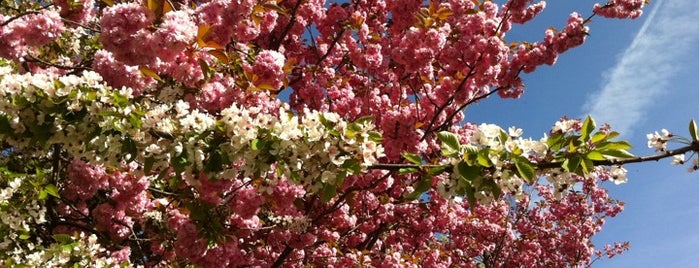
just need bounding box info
[63,159,109,201]
[250,50,286,90]
[55,161,152,241]
[594,0,645,19]
[0,10,65,60]
[99,3,196,66]
[92,49,156,95]
[505,0,547,24]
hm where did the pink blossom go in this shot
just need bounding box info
[229,185,264,218]
[505,0,547,24]
[0,10,65,60]
[92,50,156,95]
[63,160,108,201]
[93,203,132,240]
[99,3,155,65]
[109,246,131,265]
[594,0,645,19]
[251,50,286,90]
[151,11,197,62]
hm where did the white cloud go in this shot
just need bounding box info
[583,0,699,135]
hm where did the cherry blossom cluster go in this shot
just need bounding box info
[0,9,65,60]
[647,124,699,173]
[593,0,647,19]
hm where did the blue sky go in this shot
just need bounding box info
[469,0,699,266]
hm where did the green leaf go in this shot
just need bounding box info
[580,158,594,175]
[320,184,337,203]
[514,156,536,183]
[402,152,422,165]
[605,131,620,140]
[567,138,581,152]
[144,157,156,174]
[289,170,300,183]
[399,167,419,175]
[346,123,362,138]
[427,166,448,176]
[204,149,223,173]
[44,184,60,198]
[596,141,632,151]
[437,131,461,153]
[498,129,510,145]
[121,138,137,162]
[36,168,45,180]
[251,139,266,151]
[368,131,383,142]
[590,132,607,144]
[341,159,362,174]
[463,182,477,206]
[406,176,432,200]
[690,119,698,141]
[580,115,595,142]
[172,152,190,173]
[129,113,143,129]
[562,155,582,173]
[483,179,502,198]
[0,116,12,135]
[53,234,73,244]
[457,161,480,180]
[335,171,347,189]
[476,149,492,167]
[547,132,565,151]
[586,151,607,161]
[12,96,31,107]
[111,92,129,108]
[462,144,479,154]
[599,149,635,159]
[355,115,374,125]
[38,190,48,200]
[28,122,52,148]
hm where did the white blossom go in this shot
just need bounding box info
[646,129,672,152]
[671,154,685,165]
[610,166,628,185]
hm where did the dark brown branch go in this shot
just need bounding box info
[420,56,481,141]
[60,17,101,33]
[271,246,294,268]
[0,4,53,27]
[24,54,93,72]
[270,0,304,50]
[1,10,39,27]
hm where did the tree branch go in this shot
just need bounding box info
[369,142,699,173]
[539,142,699,169]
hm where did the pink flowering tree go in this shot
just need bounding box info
[1,0,697,266]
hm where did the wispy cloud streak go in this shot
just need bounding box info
[584,0,699,135]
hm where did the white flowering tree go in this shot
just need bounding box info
[1,0,697,266]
